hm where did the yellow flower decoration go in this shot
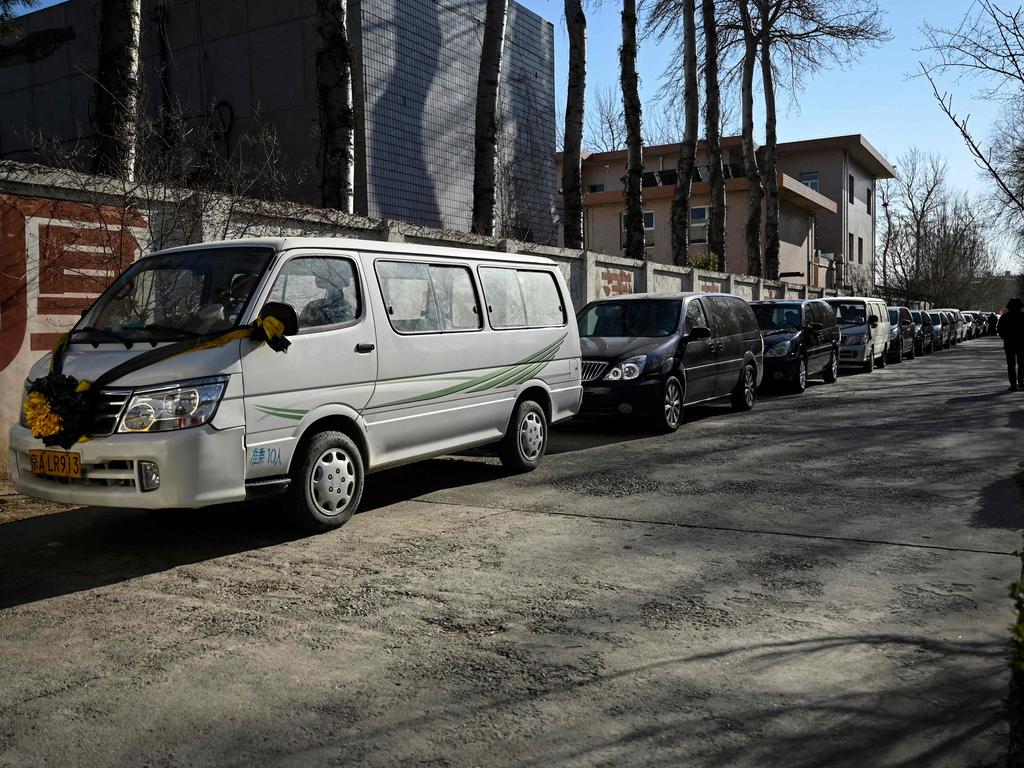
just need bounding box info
[23,392,63,438]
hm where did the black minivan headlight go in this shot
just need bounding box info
[604,355,647,381]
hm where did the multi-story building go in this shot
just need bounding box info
[558,133,894,289]
[775,134,896,291]
[0,0,558,243]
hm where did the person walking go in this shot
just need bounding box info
[998,298,1024,390]
[988,312,999,336]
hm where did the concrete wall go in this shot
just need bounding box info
[0,161,842,476]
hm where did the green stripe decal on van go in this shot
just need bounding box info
[254,405,308,420]
[389,334,567,405]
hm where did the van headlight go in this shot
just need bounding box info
[843,334,867,346]
[765,341,791,357]
[117,376,228,433]
[604,356,647,381]
[889,327,898,341]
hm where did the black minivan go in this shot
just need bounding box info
[750,299,841,393]
[576,292,764,432]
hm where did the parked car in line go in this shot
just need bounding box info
[927,311,947,351]
[823,297,891,373]
[940,310,957,347]
[10,238,583,532]
[751,300,840,393]
[887,306,916,363]
[910,310,934,355]
[576,292,764,432]
[962,312,976,340]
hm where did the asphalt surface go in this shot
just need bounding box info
[0,336,1021,768]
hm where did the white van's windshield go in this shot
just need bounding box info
[829,302,867,326]
[77,247,274,343]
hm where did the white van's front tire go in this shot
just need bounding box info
[287,431,364,532]
[500,400,547,473]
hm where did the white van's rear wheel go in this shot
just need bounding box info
[288,431,364,532]
[500,399,547,472]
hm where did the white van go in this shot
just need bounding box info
[823,296,892,373]
[9,238,582,530]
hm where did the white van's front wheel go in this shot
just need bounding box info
[500,400,547,472]
[288,431,364,532]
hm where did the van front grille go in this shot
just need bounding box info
[88,389,131,436]
[581,360,609,383]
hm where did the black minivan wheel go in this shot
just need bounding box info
[287,430,364,532]
[654,375,683,433]
[499,399,547,472]
[790,356,808,394]
[731,364,757,411]
[823,349,839,383]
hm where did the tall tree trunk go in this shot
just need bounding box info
[562,0,587,250]
[92,0,142,181]
[702,0,726,272]
[620,0,645,260]
[671,0,698,267]
[471,0,510,236]
[760,27,780,279]
[739,3,762,276]
[317,0,355,213]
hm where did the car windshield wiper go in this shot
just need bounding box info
[144,323,202,339]
[69,326,133,349]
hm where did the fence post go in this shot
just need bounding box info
[584,251,599,302]
[726,274,736,296]
[755,278,764,301]
[643,259,656,293]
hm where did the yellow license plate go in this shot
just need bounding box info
[29,450,82,479]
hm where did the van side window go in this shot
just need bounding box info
[480,268,566,329]
[376,261,482,334]
[268,256,359,332]
[707,298,738,337]
[685,299,708,331]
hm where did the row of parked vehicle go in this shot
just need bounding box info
[576,292,996,433]
[8,237,998,532]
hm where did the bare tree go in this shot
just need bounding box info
[620,0,646,259]
[877,147,997,307]
[703,0,728,272]
[584,82,626,152]
[921,2,1024,250]
[752,0,887,279]
[471,0,510,236]
[737,0,762,276]
[669,0,698,266]
[562,0,587,249]
[316,0,355,213]
[92,0,142,181]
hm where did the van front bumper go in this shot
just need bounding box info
[9,424,247,509]
[579,379,663,419]
[838,343,870,365]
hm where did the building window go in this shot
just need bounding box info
[866,188,872,215]
[848,233,854,262]
[588,183,605,194]
[689,206,708,244]
[858,237,864,265]
[848,174,855,204]
[799,171,819,192]
[619,211,656,247]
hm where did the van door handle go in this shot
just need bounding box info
[355,343,375,353]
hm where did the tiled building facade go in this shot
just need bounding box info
[0,0,557,243]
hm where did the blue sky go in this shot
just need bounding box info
[22,0,1001,199]
[518,0,1001,201]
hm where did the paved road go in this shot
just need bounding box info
[0,337,1021,767]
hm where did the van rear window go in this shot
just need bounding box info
[479,268,566,330]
